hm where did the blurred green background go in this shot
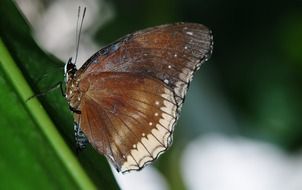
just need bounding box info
[0,0,301,189]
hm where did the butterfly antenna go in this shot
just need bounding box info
[74,6,80,62]
[74,6,86,65]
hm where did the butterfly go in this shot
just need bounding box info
[64,22,213,173]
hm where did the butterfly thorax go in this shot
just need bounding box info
[65,59,86,111]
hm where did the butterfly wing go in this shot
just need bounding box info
[75,72,178,172]
[73,23,213,172]
[79,22,213,107]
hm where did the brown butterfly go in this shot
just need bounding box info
[64,22,213,173]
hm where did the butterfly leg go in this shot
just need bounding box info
[74,122,88,152]
[69,106,81,114]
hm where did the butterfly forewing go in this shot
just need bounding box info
[79,23,212,106]
[67,22,213,173]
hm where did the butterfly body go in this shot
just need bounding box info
[65,22,213,173]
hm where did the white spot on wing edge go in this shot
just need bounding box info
[120,154,140,172]
[179,67,194,83]
[153,124,171,147]
[174,81,188,99]
[160,100,177,116]
[160,112,176,131]
[131,142,153,167]
[161,88,177,105]
[186,31,193,35]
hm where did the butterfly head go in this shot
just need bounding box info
[64,57,77,82]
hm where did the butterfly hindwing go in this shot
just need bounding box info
[75,72,177,172]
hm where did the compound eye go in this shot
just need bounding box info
[67,58,76,71]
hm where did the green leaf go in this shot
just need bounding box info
[0,0,119,189]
